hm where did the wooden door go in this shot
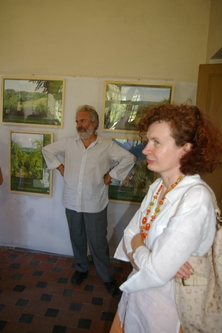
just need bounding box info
[196,64,222,210]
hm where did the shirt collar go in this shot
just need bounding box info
[75,134,102,145]
[150,174,202,205]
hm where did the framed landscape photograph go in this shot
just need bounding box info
[109,137,156,203]
[9,130,53,196]
[103,81,174,132]
[2,77,65,127]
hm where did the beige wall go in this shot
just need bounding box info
[0,0,210,82]
[207,0,222,62]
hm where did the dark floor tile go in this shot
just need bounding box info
[57,277,68,284]
[62,289,73,297]
[13,285,26,292]
[101,312,115,321]
[9,263,20,269]
[84,284,94,292]
[91,297,103,305]
[47,258,58,263]
[36,281,48,288]
[0,247,132,333]
[11,273,23,280]
[0,320,7,331]
[18,313,34,323]
[8,254,18,259]
[15,298,29,306]
[29,260,40,266]
[40,293,52,301]
[44,308,59,317]
[32,270,44,277]
[52,267,62,273]
[69,302,82,311]
[77,318,92,329]
[52,325,67,333]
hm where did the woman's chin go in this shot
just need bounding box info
[147,164,154,170]
[147,164,157,173]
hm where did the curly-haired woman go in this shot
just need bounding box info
[110,104,222,333]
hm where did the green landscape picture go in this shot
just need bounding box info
[10,131,52,195]
[103,82,173,132]
[109,138,155,203]
[2,78,64,126]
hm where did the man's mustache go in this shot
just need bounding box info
[77,127,86,132]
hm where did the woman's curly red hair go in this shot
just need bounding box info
[138,103,222,175]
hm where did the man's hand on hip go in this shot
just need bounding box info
[104,172,112,185]
[57,164,64,176]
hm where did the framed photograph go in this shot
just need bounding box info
[103,81,174,132]
[109,137,156,203]
[9,130,53,196]
[2,77,65,127]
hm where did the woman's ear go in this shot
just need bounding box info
[181,142,192,156]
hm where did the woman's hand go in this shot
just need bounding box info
[131,233,144,252]
[127,251,140,271]
[175,261,193,278]
[122,238,140,271]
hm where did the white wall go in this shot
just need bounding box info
[0,75,196,256]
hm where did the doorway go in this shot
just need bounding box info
[196,63,222,210]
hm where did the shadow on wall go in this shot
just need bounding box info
[108,202,138,256]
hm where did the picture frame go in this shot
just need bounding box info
[9,130,53,196]
[109,137,156,204]
[103,81,174,132]
[1,77,65,127]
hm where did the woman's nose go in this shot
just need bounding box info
[142,143,150,155]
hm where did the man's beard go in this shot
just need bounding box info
[77,124,95,139]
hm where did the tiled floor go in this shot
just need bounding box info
[0,246,132,333]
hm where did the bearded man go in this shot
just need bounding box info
[42,105,136,295]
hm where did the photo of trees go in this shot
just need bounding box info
[109,138,155,203]
[103,81,173,132]
[10,131,52,195]
[2,78,64,127]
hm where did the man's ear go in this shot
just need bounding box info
[92,121,98,130]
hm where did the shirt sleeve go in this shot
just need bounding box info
[42,139,65,169]
[120,186,216,293]
[108,142,136,181]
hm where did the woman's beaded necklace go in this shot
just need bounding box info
[140,175,184,241]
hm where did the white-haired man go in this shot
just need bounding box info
[42,105,136,295]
